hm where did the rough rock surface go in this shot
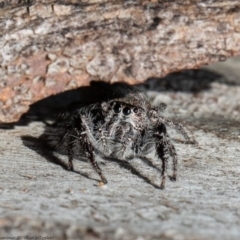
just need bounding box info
[0,58,240,239]
[1,0,240,122]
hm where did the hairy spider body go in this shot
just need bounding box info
[56,84,193,189]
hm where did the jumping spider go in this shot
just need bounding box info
[55,83,194,189]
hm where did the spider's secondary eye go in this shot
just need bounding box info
[114,103,121,113]
[133,107,138,113]
[149,110,158,122]
[123,107,131,115]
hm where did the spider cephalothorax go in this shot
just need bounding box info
[55,83,194,189]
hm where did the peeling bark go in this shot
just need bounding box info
[1,0,240,122]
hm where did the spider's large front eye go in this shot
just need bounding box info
[114,103,121,113]
[123,106,131,115]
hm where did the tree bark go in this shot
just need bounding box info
[1,0,240,122]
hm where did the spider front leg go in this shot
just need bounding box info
[78,115,108,184]
[154,123,178,189]
[82,136,108,184]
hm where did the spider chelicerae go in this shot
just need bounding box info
[55,83,195,189]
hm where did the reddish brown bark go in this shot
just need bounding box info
[1,0,240,122]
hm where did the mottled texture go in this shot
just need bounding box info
[1,0,240,122]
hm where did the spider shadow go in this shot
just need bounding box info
[143,68,239,93]
[21,133,162,188]
[104,156,163,189]
[21,135,100,183]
